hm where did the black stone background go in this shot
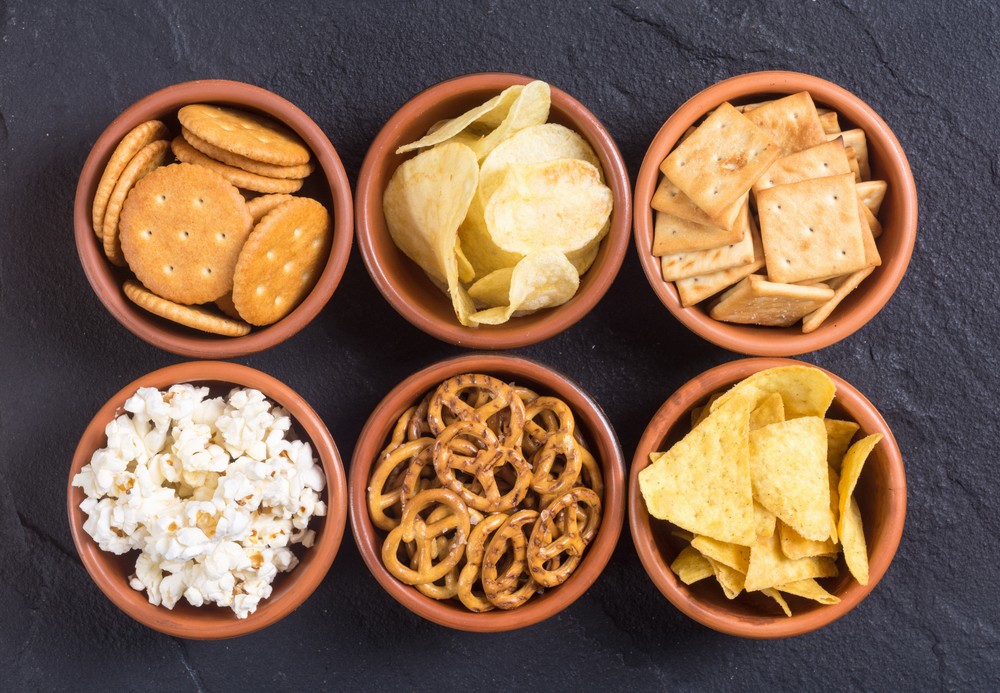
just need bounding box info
[0,0,997,690]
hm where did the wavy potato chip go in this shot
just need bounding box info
[485,158,613,255]
[468,250,579,325]
[469,80,551,161]
[396,85,524,154]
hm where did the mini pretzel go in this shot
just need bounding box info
[369,437,435,531]
[433,420,531,513]
[428,374,525,447]
[382,489,471,586]
[528,488,602,588]
[524,397,583,497]
[457,513,510,612]
[482,509,540,609]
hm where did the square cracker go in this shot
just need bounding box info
[653,209,743,256]
[831,128,871,180]
[801,265,875,334]
[752,138,852,195]
[676,213,765,306]
[660,102,781,224]
[660,200,755,281]
[818,110,840,135]
[744,92,828,155]
[651,176,747,230]
[857,198,882,269]
[709,274,835,327]
[845,146,862,183]
[757,172,867,284]
[857,180,887,217]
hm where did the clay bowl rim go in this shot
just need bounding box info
[348,352,626,631]
[74,78,354,359]
[628,357,906,638]
[67,360,349,640]
[633,70,918,356]
[355,71,632,350]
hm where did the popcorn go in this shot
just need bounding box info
[73,385,326,619]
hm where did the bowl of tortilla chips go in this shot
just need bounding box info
[628,358,906,638]
[356,73,631,349]
[634,71,917,356]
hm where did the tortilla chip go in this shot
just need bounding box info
[744,528,839,592]
[749,392,785,431]
[691,535,750,574]
[670,545,715,585]
[841,496,870,585]
[776,578,841,604]
[711,365,836,421]
[837,434,883,538]
[754,501,777,539]
[825,419,860,471]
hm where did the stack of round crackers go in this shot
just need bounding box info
[92,105,332,336]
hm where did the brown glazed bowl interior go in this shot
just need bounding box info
[74,79,354,358]
[628,357,906,638]
[67,361,348,639]
[349,353,625,631]
[356,73,632,349]
[634,71,918,356]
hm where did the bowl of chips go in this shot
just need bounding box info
[67,360,349,639]
[74,79,354,358]
[349,352,625,630]
[356,73,631,349]
[629,358,906,638]
[634,71,917,356]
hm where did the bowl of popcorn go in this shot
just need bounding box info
[628,358,906,638]
[634,71,917,356]
[355,73,632,349]
[349,353,626,630]
[74,79,354,358]
[67,361,348,639]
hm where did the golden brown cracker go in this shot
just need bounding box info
[178,104,310,166]
[119,163,253,304]
[171,136,304,194]
[751,138,852,196]
[801,266,875,334]
[652,210,743,256]
[101,139,171,267]
[709,275,835,327]
[123,280,251,336]
[181,126,313,179]
[214,291,242,320]
[659,200,754,281]
[675,214,766,307]
[246,193,297,223]
[232,197,332,325]
[93,120,170,237]
[744,92,827,155]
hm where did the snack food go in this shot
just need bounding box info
[651,91,888,333]
[639,366,881,615]
[72,384,327,619]
[367,373,603,611]
[383,81,614,327]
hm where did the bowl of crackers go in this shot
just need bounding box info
[628,358,906,638]
[356,73,632,349]
[67,360,349,639]
[634,71,917,356]
[349,352,626,631]
[75,79,354,358]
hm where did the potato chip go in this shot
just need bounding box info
[484,158,613,255]
[776,578,841,605]
[711,365,836,421]
[456,192,523,281]
[841,495,869,585]
[638,392,755,546]
[691,535,750,573]
[744,527,838,592]
[749,417,832,541]
[670,545,714,585]
[704,556,746,599]
[566,234,603,275]
[825,419,860,471]
[467,250,579,325]
[396,84,525,154]
[382,142,479,323]
[469,80,551,161]
[837,433,883,537]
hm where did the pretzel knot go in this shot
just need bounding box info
[457,513,510,612]
[481,509,540,610]
[368,436,435,531]
[528,488,602,588]
[433,420,531,513]
[428,374,525,448]
[523,397,583,497]
[381,488,471,586]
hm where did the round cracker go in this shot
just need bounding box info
[246,193,297,223]
[102,139,171,266]
[92,120,170,237]
[214,291,242,320]
[123,280,251,336]
[171,136,304,194]
[232,197,332,326]
[119,163,253,305]
[181,127,313,179]
[178,104,310,166]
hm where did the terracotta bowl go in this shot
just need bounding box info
[67,361,348,639]
[349,353,625,631]
[634,71,918,356]
[74,79,354,358]
[629,357,906,638]
[356,73,632,349]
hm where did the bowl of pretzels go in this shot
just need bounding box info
[349,353,625,631]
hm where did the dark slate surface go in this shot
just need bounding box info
[1,0,997,690]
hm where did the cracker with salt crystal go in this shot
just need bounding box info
[652,209,743,256]
[857,180,887,217]
[660,102,780,224]
[752,138,852,196]
[744,92,827,155]
[675,213,765,306]
[660,200,754,281]
[757,172,867,284]
[709,275,835,327]
[817,110,840,135]
[651,176,746,230]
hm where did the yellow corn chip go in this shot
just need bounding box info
[762,587,793,616]
[705,556,746,599]
[691,535,750,574]
[749,392,785,432]
[749,417,831,541]
[825,419,860,471]
[638,392,755,546]
[744,527,839,592]
[779,520,838,560]
[837,433,883,538]
[754,501,777,539]
[776,578,841,605]
[828,466,841,544]
[711,365,836,420]
[841,495,869,585]
[670,545,714,585]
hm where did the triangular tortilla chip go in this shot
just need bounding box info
[754,501,776,538]
[841,496,869,585]
[762,587,792,616]
[778,520,838,561]
[824,419,860,471]
[670,545,714,585]
[705,556,746,599]
[744,527,839,592]
[711,365,836,420]
[776,578,841,605]
[837,434,883,537]
[749,392,785,432]
[691,535,750,574]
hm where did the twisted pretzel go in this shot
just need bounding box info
[428,374,525,448]
[368,436,435,531]
[433,420,531,513]
[457,513,510,612]
[382,489,471,586]
[481,509,540,610]
[528,488,602,588]
[524,397,583,497]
